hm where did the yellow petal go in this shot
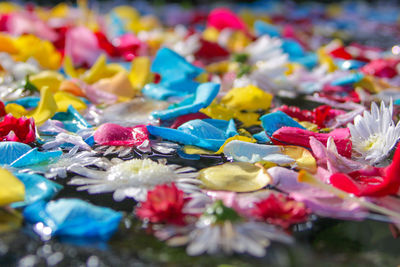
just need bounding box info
[215,135,256,154]
[199,162,271,192]
[5,103,28,118]
[29,71,64,93]
[221,84,273,111]
[50,3,69,18]
[233,111,261,127]
[0,34,18,54]
[63,56,78,78]
[201,102,235,121]
[82,54,108,84]
[354,75,393,94]
[226,31,252,52]
[317,48,337,72]
[94,71,138,98]
[28,86,58,126]
[54,91,87,112]
[281,146,317,173]
[0,168,25,206]
[183,145,215,155]
[203,27,220,43]
[299,121,319,132]
[129,56,152,89]
[205,61,230,74]
[0,2,20,13]
[13,35,61,70]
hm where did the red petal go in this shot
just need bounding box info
[330,173,363,196]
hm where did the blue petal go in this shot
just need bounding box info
[0,142,31,165]
[23,199,122,240]
[147,119,237,151]
[290,52,318,69]
[4,96,40,108]
[151,47,203,81]
[254,20,280,37]
[337,59,366,70]
[11,173,63,208]
[68,105,92,128]
[253,131,271,143]
[10,148,62,168]
[142,80,199,100]
[260,111,305,137]
[282,39,305,58]
[331,72,364,86]
[151,82,220,120]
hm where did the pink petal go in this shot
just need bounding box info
[268,167,367,220]
[65,27,102,66]
[207,8,248,33]
[272,127,352,158]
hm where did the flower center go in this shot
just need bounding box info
[107,159,177,187]
[361,134,385,152]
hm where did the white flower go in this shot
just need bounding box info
[234,35,293,95]
[45,148,111,179]
[156,201,293,257]
[68,158,201,201]
[348,101,400,165]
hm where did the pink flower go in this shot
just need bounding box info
[251,193,308,229]
[136,183,189,225]
[0,114,36,143]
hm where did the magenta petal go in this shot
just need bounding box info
[94,123,134,146]
[272,127,352,158]
[207,8,248,33]
[94,123,149,147]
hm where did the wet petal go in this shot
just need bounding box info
[199,162,271,192]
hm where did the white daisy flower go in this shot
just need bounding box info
[234,35,293,95]
[348,101,400,166]
[45,148,111,179]
[68,158,201,201]
[156,200,293,257]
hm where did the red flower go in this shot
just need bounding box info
[330,145,400,197]
[0,101,5,117]
[0,114,36,143]
[136,183,189,225]
[251,194,308,229]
